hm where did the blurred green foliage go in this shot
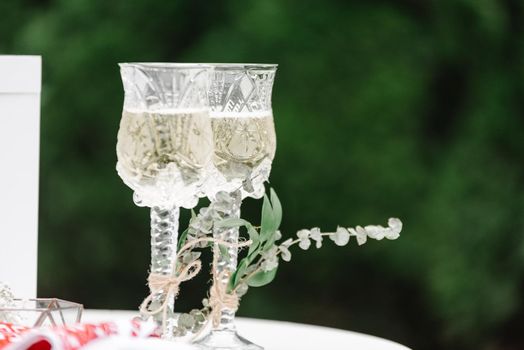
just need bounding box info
[2,0,524,349]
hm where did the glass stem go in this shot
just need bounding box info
[213,189,242,332]
[147,205,179,337]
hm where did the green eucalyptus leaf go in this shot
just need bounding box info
[262,235,277,252]
[177,227,189,251]
[248,240,260,257]
[260,194,276,241]
[236,283,249,297]
[270,188,282,229]
[247,245,262,264]
[216,218,250,228]
[246,267,278,287]
[229,258,249,291]
[246,223,260,256]
[227,273,236,293]
[246,223,260,242]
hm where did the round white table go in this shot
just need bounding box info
[83,310,411,350]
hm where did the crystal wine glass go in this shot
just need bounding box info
[196,63,277,350]
[116,63,213,337]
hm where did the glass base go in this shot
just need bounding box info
[195,329,263,350]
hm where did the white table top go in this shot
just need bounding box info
[83,310,411,350]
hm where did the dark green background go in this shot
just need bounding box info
[2,0,524,349]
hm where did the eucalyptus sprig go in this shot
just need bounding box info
[170,188,402,337]
[218,189,403,297]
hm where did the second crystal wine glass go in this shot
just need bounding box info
[197,64,277,350]
[116,63,213,337]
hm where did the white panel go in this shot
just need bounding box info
[0,56,41,299]
[0,56,41,93]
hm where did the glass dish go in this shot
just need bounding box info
[0,298,83,327]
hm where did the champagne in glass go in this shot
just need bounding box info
[116,63,212,337]
[197,64,277,350]
[117,108,213,210]
[211,111,276,188]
